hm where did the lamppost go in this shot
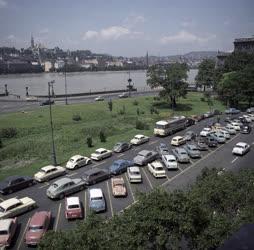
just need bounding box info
[64,59,68,105]
[127,71,132,97]
[48,80,57,166]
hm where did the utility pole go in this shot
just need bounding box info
[48,80,57,166]
[64,59,68,105]
[127,71,132,97]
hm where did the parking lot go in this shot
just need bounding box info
[1,114,254,250]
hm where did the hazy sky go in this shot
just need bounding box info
[0,0,253,56]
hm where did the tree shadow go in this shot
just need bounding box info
[153,101,193,112]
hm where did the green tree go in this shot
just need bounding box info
[147,63,189,109]
[108,99,113,113]
[195,59,216,92]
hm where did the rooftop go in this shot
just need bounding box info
[234,37,254,43]
[30,211,49,227]
[66,197,80,206]
[89,188,103,198]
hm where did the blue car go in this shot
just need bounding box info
[89,188,106,213]
[109,159,134,175]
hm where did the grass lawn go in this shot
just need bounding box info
[0,92,225,180]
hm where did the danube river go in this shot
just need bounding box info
[0,69,197,97]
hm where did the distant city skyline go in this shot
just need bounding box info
[0,0,254,56]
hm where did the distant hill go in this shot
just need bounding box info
[167,51,218,61]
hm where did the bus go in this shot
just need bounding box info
[154,116,187,136]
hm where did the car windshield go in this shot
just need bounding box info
[181,152,187,155]
[156,167,164,171]
[168,159,176,162]
[115,143,121,147]
[69,159,74,162]
[236,145,244,149]
[0,230,8,235]
[29,225,43,232]
[91,197,102,201]
[192,148,198,151]
[0,206,5,213]
[68,204,80,209]
[131,171,140,175]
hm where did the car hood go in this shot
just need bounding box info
[91,153,100,157]
[113,185,126,194]
[90,200,105,210]
[25,230,44,242]
[133,156,145,163]
[34,172,45,179]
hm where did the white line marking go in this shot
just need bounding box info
[125,173,135,202]
[148,140,158,145]
[178,165,183,172]
[66,172,78,177]
[84,191,87,220]
[116,153,124,158]
[17,218,31,250]
[231,157,238,164]
[92,161,106,168]
[189,160,194,165]
[106,181,114,217]
[54,203,62,231]
[38,182,50,189]
[141,168,153,189]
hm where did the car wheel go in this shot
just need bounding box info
[59,194,64,199]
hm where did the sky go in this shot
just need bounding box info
[0,0,254,56]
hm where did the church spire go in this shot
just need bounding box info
[31,33,35,49]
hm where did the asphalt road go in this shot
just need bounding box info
[0,90,159,114]
[0,114,253,250]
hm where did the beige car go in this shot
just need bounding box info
[171,136,186,146]
[34,165,66,182]
[111,177,127,197]
[0,197,36,219]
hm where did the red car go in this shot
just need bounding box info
[65,197,83,219]
[0,218,17,248]
[25,211,51,246]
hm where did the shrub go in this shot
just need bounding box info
[99,130,106,142]
[108,99,113,112]
[200,97,205,102]
[135,120,149,130]
[154,109,159,115]
[141,110,145,114]
[133,100,139,106]
[86,136,93,147]
[0,138,2,148]
[150,106,155,114]
[136,108,140,116]
[72,114,82,121]
[153,96,160,101]
[0,127,17,138]
[118,105,126,115]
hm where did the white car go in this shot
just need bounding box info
[247,113,254,121]
[94,96,104,101]
[130,134,149,145]
[224,125,236,135]
[66,155,91,170]
[148,161,166,178]
[0,197,36,219]
[90,148,112,161]
[34,165,66,182]
[200,128,212,137]
[118,92,128,98]
[230,122,241,131]
[242,115,252,123]
[219,130,230,139]
[171,136,185,146]
[232,142,250,156]
[127,166,142,183]
[161,154,178,170]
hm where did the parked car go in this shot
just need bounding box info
[224,117,232,123]
[200,127,212,137]
[240,125,252,134]
[82,168,110,185]
[219,129,230,139]
[0,218,17,248]
[46,177,86,199]
[133,150,158,166]
[209,132,226,144]
[224,125,237,135]
[109,159,133,175]
[157,143,170,157]
[90,148,112,161]
[230,122,241,131]
[225,108,240,114]
[183,131,195,141]
[148,161,166,178]
[247,113,254,121]
[239,116,249,124]
[242,115,252,123]
[127,166,142,183]
[0,197,36,219]
[94,96,104,101]
[246,107,254,113]
[184,144,201,158]
[232,142,250,156]
[24,211,51,246]
[205,136,218,147]
[130,134,149,145]
[204,111,214,118]
[172,147,190,163]
[111,177,127,197]
[161,154,178,170]
[89,188,106,213]
[65,197,83,219]
[39,99,54,106]
[186,118,195,127]
[118,92,129,98]
[171,136,186,146]
[197,137,208,151]
[66,155,91,170]
[34,165,66,183]
[0,176,35,195]
[113,142,132,153]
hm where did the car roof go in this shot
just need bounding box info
[156,120,168,125]
[112,177,124,184]
[84,168,105,175]
[114,159,127,164]
[0,198,21,210]
[187,144,197,149]
[4,175,28,182]
[69,155,84,161]
[129,166,140,172]
[66,197,80,206]
[164,154,176,160]
[0,219,13,231]
[89,188,103,198]
[172,136,183,140]
[177,148,186,153]
[53,177,72,186]
[135,134,145,138]
[41,165,57,171]
[138,150,151,155]
[95,148,107,153]
[29,211,49,227]
[236,142,248,147]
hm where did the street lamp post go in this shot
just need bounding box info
[64,59,68,105]
[48,80,57,166]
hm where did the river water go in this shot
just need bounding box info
[0,69,197,97]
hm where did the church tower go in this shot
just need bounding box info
[31,34,35,49]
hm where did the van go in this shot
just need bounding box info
[171,136,186,146]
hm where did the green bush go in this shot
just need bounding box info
[153,96,160,101]
[200,97,205,102]
[0,138,2,148]
[133,100,139,106]
[99,130,106,142]
[0,127,17,138]
[118,105,126,115]
[154,109,159,114]
[135,120,149,130]
[86,136,93,147]
[72,114,82,121]
[136,108,140,115]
